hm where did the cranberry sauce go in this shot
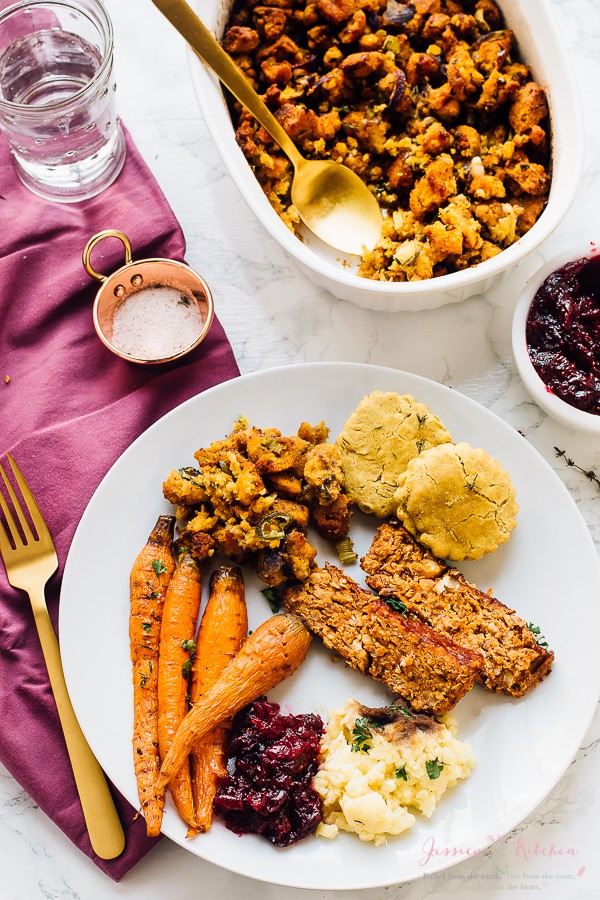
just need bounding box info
[213,698,324,847]
[526,254,600,415]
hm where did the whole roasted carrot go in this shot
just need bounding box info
[130,514,176,837]
[155,614,311,793]
[158,551,202,829]
[187,566,248,836]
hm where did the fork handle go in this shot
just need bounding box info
[31,590,126,859]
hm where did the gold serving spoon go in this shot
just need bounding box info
[151,0,383,255]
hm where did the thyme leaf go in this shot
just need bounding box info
[554,447,600,492]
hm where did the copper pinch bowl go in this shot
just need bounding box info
[83,229,214,365]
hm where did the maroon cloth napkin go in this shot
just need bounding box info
[0,128,239,880]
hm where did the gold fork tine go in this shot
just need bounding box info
[0,460,35,545]
[6,453,49,544]
[0,465,26,549]
[0,515,14,558]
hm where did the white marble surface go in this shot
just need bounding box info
[2,0,600,897]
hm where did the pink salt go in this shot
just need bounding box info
[111,285,203,360]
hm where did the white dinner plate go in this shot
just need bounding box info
[60,363,600,891]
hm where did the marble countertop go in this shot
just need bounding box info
[2,0,599,897]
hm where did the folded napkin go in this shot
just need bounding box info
[0,127,239,880]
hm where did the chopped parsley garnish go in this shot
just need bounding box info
[388,702,414,718]
[139,671,149,688]
[426,758,444,780]
[527,622,549,649]
[351,717,373,753]
[141,622,152,633]
[395,764,409,781]
[181,639,197,653]
[181,658,193,679]
[261,587,281,613]
[381,596,409,617]
[151,559,168,578]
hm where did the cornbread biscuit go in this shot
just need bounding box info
[394,442,518,560]
[335,391,452,517]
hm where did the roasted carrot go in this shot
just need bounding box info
[155,614,311,793]
[157,551,202,829]
[130,514,176,837]
[187,566,248,836]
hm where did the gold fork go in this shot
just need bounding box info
[0,453,125,860]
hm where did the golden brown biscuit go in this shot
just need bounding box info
[335,391,452,517]
[394,441,518,560]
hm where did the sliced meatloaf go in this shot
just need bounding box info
[283,564,482,715]
[361,521,554,697]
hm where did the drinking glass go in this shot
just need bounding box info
[0,0,126,202]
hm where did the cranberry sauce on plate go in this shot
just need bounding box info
[214,698,324,847]
[526,254,600,415]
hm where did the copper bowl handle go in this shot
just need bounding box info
[83,230,133,282]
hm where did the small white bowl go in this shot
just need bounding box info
[190,0,583,311]
[511,242,600,434]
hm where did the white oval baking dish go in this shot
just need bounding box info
[189,0,583,311]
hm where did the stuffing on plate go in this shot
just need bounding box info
[162,417,353,585]
[222,0,551,281]
[314,698,475,844]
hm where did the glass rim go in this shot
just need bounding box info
[0,0,114,115]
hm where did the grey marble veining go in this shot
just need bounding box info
[1,0,599,896]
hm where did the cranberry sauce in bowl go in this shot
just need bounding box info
[214,698,324,847]
[526,255,600,415]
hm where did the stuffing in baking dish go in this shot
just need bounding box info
[222,0,551,281]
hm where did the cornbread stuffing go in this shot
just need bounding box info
[394,440,518,559]
[222,0,551,280]
[163,418,353,585]
[335,391,452,516]
[314,698,475,844]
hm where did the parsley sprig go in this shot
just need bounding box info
[351,718,374,753]
[426,758,444,780]
[527,622,549,649]
[151,559,168,578]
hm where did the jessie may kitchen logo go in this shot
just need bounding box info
[419,835,580,868]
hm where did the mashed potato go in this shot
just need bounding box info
[314,699,475,846]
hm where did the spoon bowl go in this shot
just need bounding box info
[151,0,383,256]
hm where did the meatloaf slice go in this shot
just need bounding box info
[283,563,482,715]
[361,521,554,697]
